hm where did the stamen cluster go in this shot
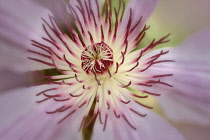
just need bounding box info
[81,42,113,74]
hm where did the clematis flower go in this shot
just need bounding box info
[26,0,179,134]
[0,0,209,140]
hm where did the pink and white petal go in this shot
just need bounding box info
[0,70,32,93]
[146,27,210,125]
[32,0,68,24]
[0,85,83,140]
[92,107,185,140]
[0,86,38,124]
[120,0,159,36]
[0,0,51,49]
[32,0,66,12]
[173,122,210,140]
[158,93,210,126]
[0,0,53,72]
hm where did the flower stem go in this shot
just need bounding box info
[82,99,97,140]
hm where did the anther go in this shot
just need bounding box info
[81,42,113,75]
[122,81,131,88]
[122,114,136,130]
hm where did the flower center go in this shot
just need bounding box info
[81,42,113,74]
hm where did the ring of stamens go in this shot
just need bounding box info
[81,42,113,74]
